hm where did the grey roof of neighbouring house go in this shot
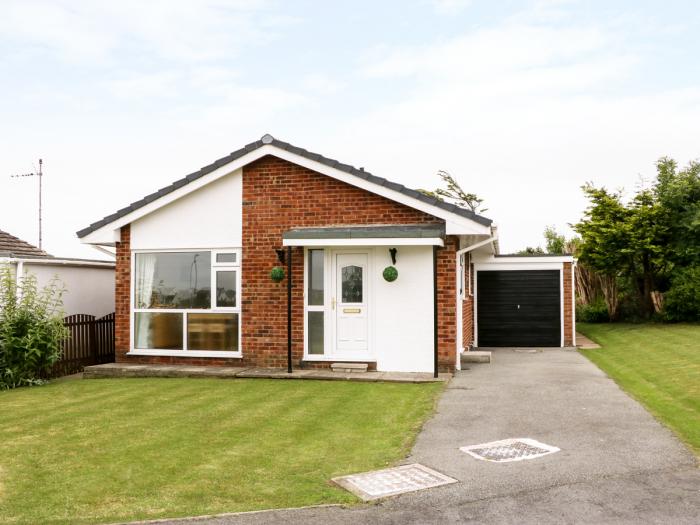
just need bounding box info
[283,224,446,240]
[0,229,51,258]
[77,134,492,238]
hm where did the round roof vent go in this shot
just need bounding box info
[261,133,274,144]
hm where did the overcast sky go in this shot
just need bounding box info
[1,0,699,259]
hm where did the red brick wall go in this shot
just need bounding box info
[115,225,130,361]
[563,261,574,346]
[436,237,458,370]
[113,154,460,370]
[241,155,452,370]
[460,261,475,351]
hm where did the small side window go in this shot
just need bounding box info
[215,270,237,308]
[216,252,237,264]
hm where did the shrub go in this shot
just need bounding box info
[0,266,68,389]
[576,299,609,323]
[663,266,700,322]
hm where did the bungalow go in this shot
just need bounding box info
[1,229,114,317]
[77,135,574,375]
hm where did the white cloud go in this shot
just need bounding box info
[0,0,285,65]
[431,0,472,16]
[301,73,345,95]
[337,12,700,252]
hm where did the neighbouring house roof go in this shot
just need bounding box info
[283,224,446,240]
[77,134,492,239]
[0,229,51,258]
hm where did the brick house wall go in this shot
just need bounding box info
[114,225,130,362]
[114,155,459,370]
[459,259,475,351]
[563,261,574,346]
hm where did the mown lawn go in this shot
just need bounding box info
[0,378,443,524]
[578,323,700,456]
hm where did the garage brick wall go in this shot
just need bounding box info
[564,261,574,346]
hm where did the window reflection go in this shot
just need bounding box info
[135,252,211,309]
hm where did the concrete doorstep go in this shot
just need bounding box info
[460,350,491,364]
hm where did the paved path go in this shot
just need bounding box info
[84,362,449,383]
[154,348,700,524]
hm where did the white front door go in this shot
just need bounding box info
[333,252,369,355]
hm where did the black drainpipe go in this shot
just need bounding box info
[433,245,439,378]
[287,246,293,374]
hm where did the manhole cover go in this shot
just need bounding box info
[331,463,457,501]
[460,438,559,462]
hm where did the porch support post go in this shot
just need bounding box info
[287,246,293,374]
[433,245,439,378]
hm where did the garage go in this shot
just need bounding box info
[471,255,574,348]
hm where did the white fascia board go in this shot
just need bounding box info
[5,257,115,269]
[283,237,444,247]
[471,254,574,264]
[475,262,566,271]
[80,144,490,245]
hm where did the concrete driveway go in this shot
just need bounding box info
[156,348,700,524]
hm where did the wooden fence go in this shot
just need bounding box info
[48,313,115,377]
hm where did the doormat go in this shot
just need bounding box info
[331,463,457,501]
[460,438,559,462]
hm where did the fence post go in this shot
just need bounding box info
[89,317,99,365]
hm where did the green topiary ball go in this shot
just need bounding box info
[270,266,285,282]
[383,265,398,282]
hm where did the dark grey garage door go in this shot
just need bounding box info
[477,270,561,347]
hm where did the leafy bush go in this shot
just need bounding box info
[663,266,700,322]
[576,299,609,323]
[0,266,68,389]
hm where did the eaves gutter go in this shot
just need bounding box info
[2,257,115,269]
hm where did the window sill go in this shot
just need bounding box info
[128,350,242,358]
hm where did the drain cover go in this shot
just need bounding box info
[332,463,457,501]
[460,438,559,462]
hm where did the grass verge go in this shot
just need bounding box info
[0,378,443,524]
[578,323,699,456]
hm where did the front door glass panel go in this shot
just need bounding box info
[341,265,363,303]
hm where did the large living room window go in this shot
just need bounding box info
[132,249,241,355]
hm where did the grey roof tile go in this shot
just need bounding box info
[0,229,52,258]
[77,135,492,238]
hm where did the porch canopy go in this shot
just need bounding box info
[281,224,445,247]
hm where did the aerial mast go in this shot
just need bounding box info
[11,158,43,250]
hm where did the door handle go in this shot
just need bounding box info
[332,297,336,310]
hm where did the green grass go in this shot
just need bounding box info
[0,378,443,525]
[578,323,700,456]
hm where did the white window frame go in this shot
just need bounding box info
[458,252,473,300]
[303,247,375,362]
[303,247,331,360]
[128,248,242,358]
